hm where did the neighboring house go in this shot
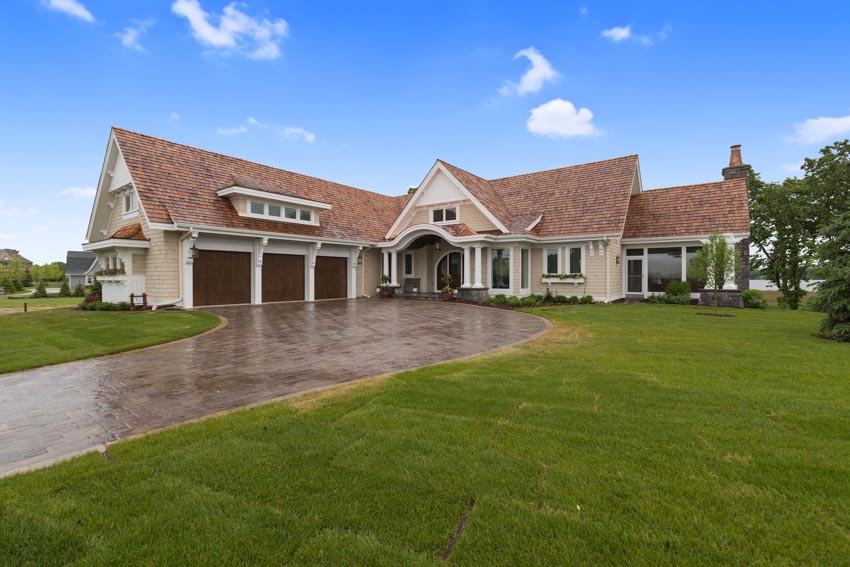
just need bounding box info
[0,249,33,270]
[65,251,98,288]
[82,128,750,307]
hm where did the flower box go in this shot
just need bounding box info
[542,275,585,284]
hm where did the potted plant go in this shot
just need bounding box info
[379,274,393,298]
[440,273,454,301]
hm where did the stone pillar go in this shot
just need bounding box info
[735,237,750,291]
[390,251,399,287]
[473,245,483,288]
[462,246,471,287]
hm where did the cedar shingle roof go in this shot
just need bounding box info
[440,223,479,237]
[112,128,409,242]
[622,178,749,239]
[438,161,513,231]
[110,223,148,241]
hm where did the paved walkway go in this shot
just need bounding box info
[0,300,548,477]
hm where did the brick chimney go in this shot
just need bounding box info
[722,144,751,181]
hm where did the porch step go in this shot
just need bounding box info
[389,292,445,302]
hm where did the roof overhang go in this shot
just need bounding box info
[169,222,373,247]
[216,186,332,210]
[82,239,151,251]
[620,232,749,245]
[381,224,623,251]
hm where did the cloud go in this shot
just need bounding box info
[601,25,631,43]
[46,0,94,23]
[0,200,20,217]
[787,114,850,144]
[217,125,248,135]
[60,187,96,199]
[579,6,588,16]
[116,19,155,51]
[247,116,268,128]
[169,112,180,121]
[527,98,600,138]
[498,47,558,96]
[171,0,288,60]
[281,127,316,143]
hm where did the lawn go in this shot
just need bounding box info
[0,308,220,374]
[1,305,848,564]
[0,295,83,311]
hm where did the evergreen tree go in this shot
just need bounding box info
[58,276,71,297]
[32,281,48,298]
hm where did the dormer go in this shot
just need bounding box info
[217,185,331,227]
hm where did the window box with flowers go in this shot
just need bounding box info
[541,273,585,284]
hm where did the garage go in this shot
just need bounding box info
[262,253,305,302]
[314,256,347,300]
[193,250,251,307]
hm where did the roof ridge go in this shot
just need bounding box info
[111,127,402,202]
[643,177,744,193]
[488,154,639,182]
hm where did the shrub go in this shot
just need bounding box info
[742,289,768,309]
[581,295,593,304]
[521,294,543,307]
[506,296,522,307]
[116,301,131,311]
[647,294,665,304]
[568,295,580,304]
[90,277,102,298]
[487,294,508,305]
[72,283,86,297]
[32,281,48,298]
[58,277,71,297]
[553,294,569,304]
[665,280,691,297]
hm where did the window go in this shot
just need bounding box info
[123,191,137,215]
[491,248,511,290]
[250,201,264,215]
[545,248,560,274]
[300,209,312,222]
[285,207,297,219]
[521,249,530,290]
[569,247,583,274]
[647,247,682,292]
[686,246,703,292]
[247,200,317,225]
[431,206,458,223]
[403,253,414,277]
[268,204,281,217]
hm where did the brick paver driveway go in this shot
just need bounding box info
[0,300,549,477]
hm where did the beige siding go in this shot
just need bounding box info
[360,248,381,296]
[231,197,248,215]
[143,225,181,302]
[607,238,624,299]
[459,203,498,233]
[105,193,140,236]
[530,248,546,295]
[132,253,147,276]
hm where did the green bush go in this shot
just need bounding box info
[506,296,522,307]
[568,295,580,304]
[487,294,508,305]
[647,294,665,304]
[742,289,768,309]
[665,280,691,296]
[80,301,131,312]
[580,295,593,304]
[72,283,86,297]
[521,294,543,307]
[58,277,71,297]
[553,294,569,304]
[32,281,48,298]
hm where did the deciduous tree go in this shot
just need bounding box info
[688,231,739,315]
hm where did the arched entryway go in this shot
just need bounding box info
[435,251,462,291]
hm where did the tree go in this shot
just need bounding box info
[688,231,740,315]
[1,275,14,295]
[748,172,817,309]
[73,283,86,297]
[407,186,418,195]
[32,281,48,298]
[58,276,71,297]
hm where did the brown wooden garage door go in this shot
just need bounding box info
[315,256,347,300]
[193,250,251,307]
[262,253,305,302]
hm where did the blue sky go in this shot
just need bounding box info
[1,1,849,263]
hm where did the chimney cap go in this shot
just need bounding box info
[729,144,743,167]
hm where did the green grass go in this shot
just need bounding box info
[1,305,848,565]
[0,308,220,374]
[0,295,83,310]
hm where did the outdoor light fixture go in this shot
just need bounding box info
[616,255,621,265]
[190,243,199,259]
[435,241,441,251]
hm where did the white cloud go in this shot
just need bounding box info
[0,200,20,217]
[46,0,94,23]
[527,98,600,138]
[579,6,588,16]
[787,114,850,144]
[171,0,288,60]
[60,187,96,199]
[33,225,49,234]
[247,116,268,128]
[498,47,558,96]
[601,25,631,43]
[217,125,248,135]
[281,127,316,143]
[169,112,180,121]
[116,19,155,51]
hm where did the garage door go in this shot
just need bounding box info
[262,253,305,302]
[193,250,251,307]
[315,256,347,300]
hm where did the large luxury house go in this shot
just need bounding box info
[83,128,750,307]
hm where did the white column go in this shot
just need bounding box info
[382,251,390,278]
[251,237,266,305]
[181,236,195,308]
[473,245,483,288]
[306,242,320,301]
[348,247,360,298]
[390,251,399,287]
[462,246,471,287]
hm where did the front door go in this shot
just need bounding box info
[436,252,462,290]
[627,258,643,294]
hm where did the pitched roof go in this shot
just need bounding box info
[0,249,33,266]
[622,178,750,239]
[65,251,97,275]
[112,128,409,242]
[487,155,639,237]
[438,161,512,231]
[110,223,148,241]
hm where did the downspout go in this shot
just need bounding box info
[604,237,610,303]
[168,227,195,308]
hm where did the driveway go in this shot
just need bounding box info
[0,300,549,477]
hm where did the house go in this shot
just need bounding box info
[65,251,98,288]
[82,128,750,307]
[0,249,33,270]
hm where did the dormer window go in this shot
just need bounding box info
[431,206,458,224]
[218,185,330,227]
[247,200,318,225]
[122,190,137,216]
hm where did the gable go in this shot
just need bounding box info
[415,170,466,205]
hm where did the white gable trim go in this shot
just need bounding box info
[631,157,643,196]
[385,161,509,239]
[526,214,543,232]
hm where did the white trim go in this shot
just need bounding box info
[244,200,319,226]
[170,223,374,248]
[526,214,543,233]
[430,205,459,225]
[82,239,150,251]
[402,252,414,278]
[621,233,748,245]
[520,247,531,294]
[385,161,509,238]
[216,186,332,210]
[434,250,462,292]
[543,247,561,274]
